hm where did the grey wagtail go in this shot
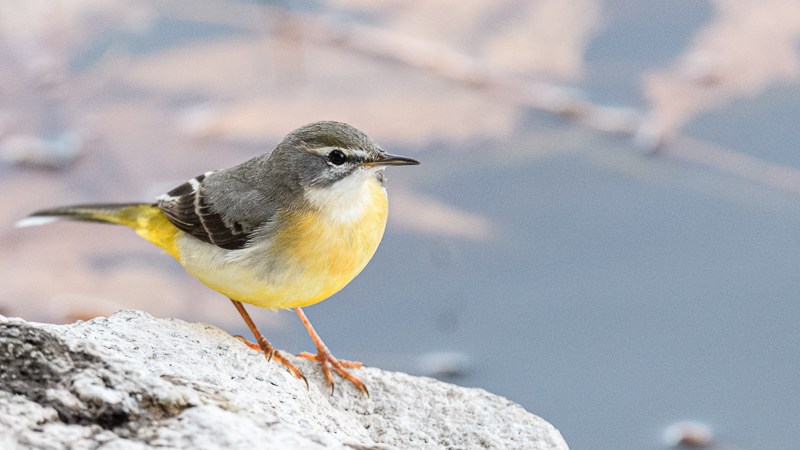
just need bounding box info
[18,121,420,395]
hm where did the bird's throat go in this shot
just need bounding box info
[304,169,386,225]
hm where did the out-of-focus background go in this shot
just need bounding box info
[1,1,799,449]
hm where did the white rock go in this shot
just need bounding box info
[0,310,569,450]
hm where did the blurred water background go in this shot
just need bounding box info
[1,1,799,449]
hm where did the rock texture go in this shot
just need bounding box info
[0,310,568,449]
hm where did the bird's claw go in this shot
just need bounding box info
[296,350,369,397]
[233,335,262,351]
[234,335,307,387]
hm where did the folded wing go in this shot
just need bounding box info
[157,172,254,250]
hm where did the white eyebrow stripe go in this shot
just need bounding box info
[349,149,370,159]
[308,146,339,156]
[308,146,371,161]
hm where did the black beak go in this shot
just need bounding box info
[373,153,421,166]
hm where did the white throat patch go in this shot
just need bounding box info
[304,168,384,224]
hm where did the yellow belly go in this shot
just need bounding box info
[131,179,389,310]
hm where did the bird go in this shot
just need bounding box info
[18,121,420,395]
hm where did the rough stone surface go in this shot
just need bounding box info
[0,310,569,449]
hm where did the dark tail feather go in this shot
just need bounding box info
[17,203,155,228]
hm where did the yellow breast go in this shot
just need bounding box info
[267,184,388,308]
[157,172,389,310]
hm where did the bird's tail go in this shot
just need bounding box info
[17,203,156,229]
[17,202,181,258]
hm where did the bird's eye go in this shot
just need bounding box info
[328,149,346,166]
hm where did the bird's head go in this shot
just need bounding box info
[271,121,419,190]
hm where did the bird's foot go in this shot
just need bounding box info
[297,347,368,396]
[234,335,308,389]
[233,335,262,351]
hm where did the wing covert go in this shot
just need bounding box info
[157,172,252,250]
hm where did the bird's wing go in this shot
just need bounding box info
[157,171,259,250]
